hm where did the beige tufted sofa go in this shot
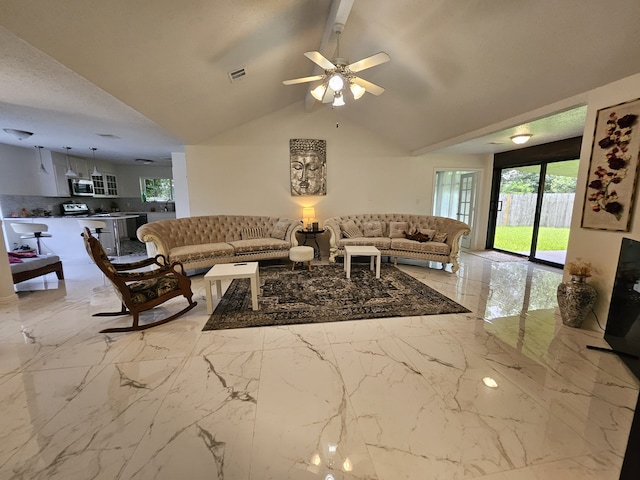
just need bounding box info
[324,214,470,273]
[137,215,302,271]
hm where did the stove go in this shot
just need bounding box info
[61,203,90,216]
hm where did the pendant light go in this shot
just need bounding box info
[90,148,101,177]
[64,146,77,177]
[35,145,48,175]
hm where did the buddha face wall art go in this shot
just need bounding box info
[290,139,326,196]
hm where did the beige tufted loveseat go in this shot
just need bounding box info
[137,215,302,271]
[324,214,470,273]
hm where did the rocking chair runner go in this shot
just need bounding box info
[81,227,197,333]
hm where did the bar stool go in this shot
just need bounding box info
[11,223,52,255]
[78,219,110,244]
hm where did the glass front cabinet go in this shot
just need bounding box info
[92,173,118,197]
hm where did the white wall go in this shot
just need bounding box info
[182,102,490,233]
[567,72,640,330]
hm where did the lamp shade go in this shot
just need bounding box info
[310,83,327,101]
[350,82,366,100]
[302,207,315,220]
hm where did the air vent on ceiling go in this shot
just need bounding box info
[228,67,247,83]
[487,141,504,145]
[135,158,154,165]
[96,133,121,139]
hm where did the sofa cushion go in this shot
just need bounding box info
[362,221,384,237]
[170,242,234,264]
[432,232,448,243]
[419,228,436,240]
[229,238,290,254]
[241,227,265,240]
[406,230,430,243]
[340,220,363,238]
[389,221,408,238]
[338,237,391,249]
[391,238,450,254]
[271,220,291,240]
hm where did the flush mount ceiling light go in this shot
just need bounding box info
[3,128,34,140]
[510,134,533,145]
[90,148,101,177]
[135,158,154,165]
[64,146,77,177]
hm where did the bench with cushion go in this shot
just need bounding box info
[10,254,64,284]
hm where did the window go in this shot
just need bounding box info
[140,177,174,202]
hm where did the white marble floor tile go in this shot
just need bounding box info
[251,345,377,479]
[0,252,637,479]
[119,351,261,479]
[1,358,184,479]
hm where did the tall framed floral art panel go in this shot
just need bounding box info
[581,97,640,231]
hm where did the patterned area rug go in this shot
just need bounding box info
[202,264,470,331]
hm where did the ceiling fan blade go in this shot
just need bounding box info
[304,51,337,70]
[282,75,325,86]
[352,76,386,96]
[348,52,390,73]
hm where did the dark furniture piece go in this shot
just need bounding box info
[11,256,64,284]
[299,229,325,259]
[81,227,197,333]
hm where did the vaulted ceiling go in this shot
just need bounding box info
[1,0,639,164]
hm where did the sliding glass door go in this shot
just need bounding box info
[489,157,578,266]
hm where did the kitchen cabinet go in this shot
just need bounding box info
[53,164,70,196]
[92,172,119,197]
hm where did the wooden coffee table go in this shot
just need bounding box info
[344,245,381,279]
[204,262,260,314]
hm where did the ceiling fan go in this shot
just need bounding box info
[282,23,390,106]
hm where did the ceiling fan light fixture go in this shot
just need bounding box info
[310,83,327,101]
[510,134,532,145]
[350,82,366,100]
[328,74,344,92]
[332,91,345,107]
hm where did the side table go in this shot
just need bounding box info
[204,262,260,314]
[299,229,325,259]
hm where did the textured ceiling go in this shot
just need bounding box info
[1,0,639,164]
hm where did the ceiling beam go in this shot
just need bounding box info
[304,0,354,112]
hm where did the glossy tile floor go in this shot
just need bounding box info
[1,252,638,479]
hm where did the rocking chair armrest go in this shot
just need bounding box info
[167,260,187,276]
[111,254,168,271]
[115,266,179,281]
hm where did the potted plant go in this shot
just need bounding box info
[557,258,597,328]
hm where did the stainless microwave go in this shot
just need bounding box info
[69,178,94,196]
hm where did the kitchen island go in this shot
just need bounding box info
[5,214,149,258]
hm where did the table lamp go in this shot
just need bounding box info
[302,207,315,230]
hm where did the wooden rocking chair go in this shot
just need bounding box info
[81,227,197,333]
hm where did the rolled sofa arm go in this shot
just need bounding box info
[137,226,170,260]
[323,219,341,263]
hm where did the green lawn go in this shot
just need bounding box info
[494,226,569,252]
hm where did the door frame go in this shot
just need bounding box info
[486,136,583,267]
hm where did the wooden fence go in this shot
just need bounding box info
[497,193,574,227]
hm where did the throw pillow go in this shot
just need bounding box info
[388,221,409,238]
[432,232,448,243]
[340,220,363,238]
[419,228,436,240]
[270,220,290,240]
[406,230,430,243]
[362,221,384,237]
[241,227,265,240]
